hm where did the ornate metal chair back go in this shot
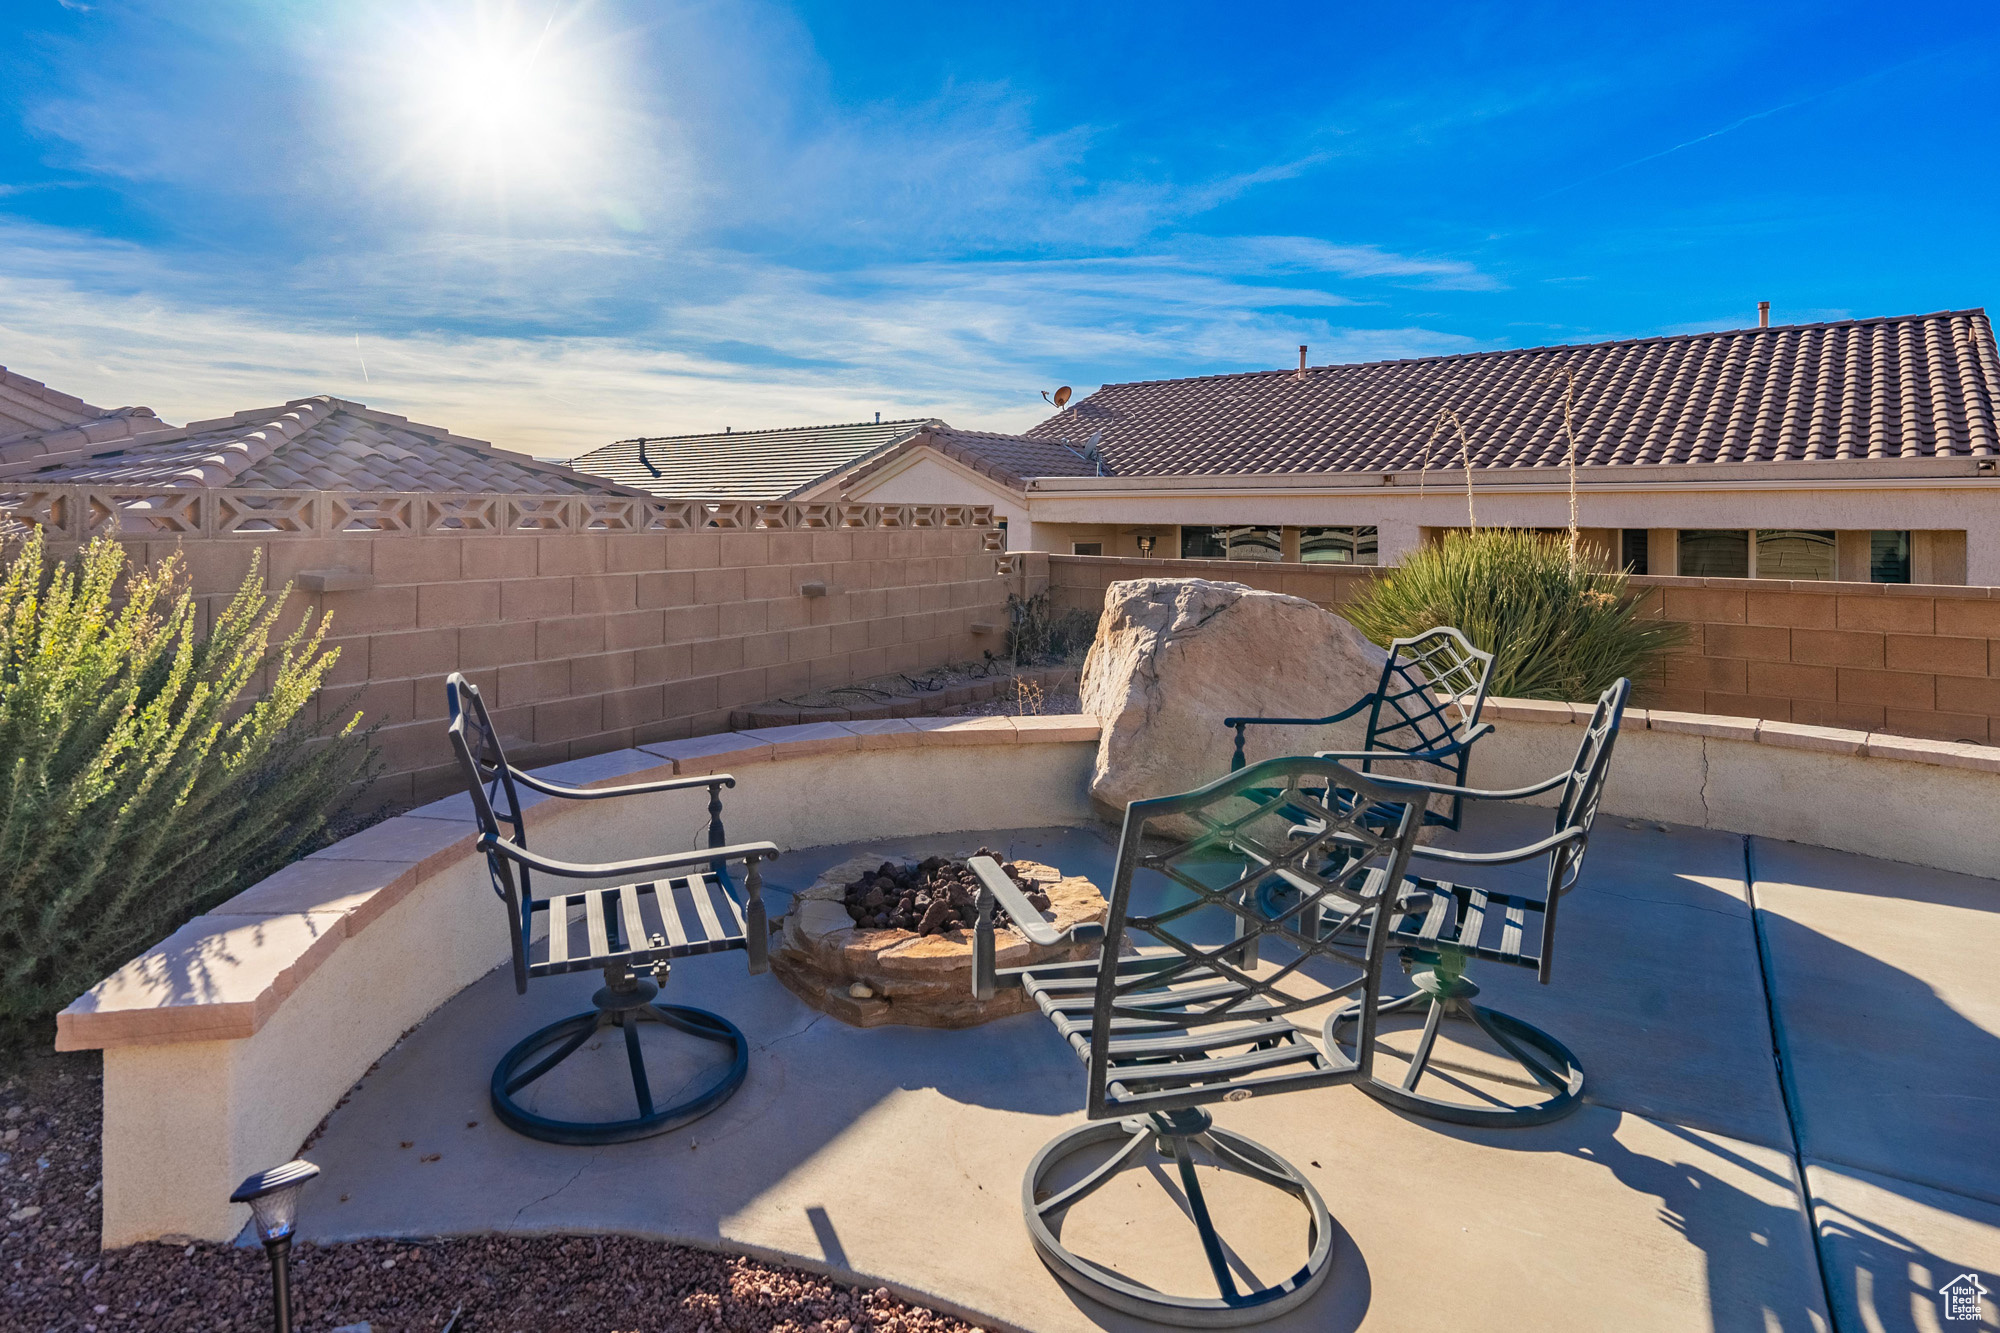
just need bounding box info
[1084,756,1427,1121]
[1533,677,1629,982]
[1362,626,1494,760]
[445,673,537,993]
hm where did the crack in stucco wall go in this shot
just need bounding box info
[1697,736,1714,827]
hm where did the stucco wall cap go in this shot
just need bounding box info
[306,815,476,882]
[638,732,776,776]
[1645,710,1760,741]
[1754,720,1867,756]
[56,910,347,1051]
[1008,713,1105,742]
[1863,732,2000,773]
[215,857,418,933]
[44,716,1095,1051]
[904,715,1020,745]
[1484,698,1579,724]
[736,722,863,760]
[835,718,925,750]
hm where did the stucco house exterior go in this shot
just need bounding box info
[817,310,2000,584]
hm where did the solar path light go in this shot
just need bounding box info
[230,1158,319,1333]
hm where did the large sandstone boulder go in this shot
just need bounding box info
[1079,578,1392,815]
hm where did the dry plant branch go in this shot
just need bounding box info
[1549,364,1583,564]
[1416,407,1480,530]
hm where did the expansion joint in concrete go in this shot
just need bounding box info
[1740,835,1840,1323]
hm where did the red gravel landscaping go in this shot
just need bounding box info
[2,1051,987,1333]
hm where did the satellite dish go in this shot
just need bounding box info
[1042,386,1073,408]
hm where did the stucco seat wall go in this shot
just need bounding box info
[63,716,1101,1248]
[1467,701,2000,880]
[61,702,2000,1249]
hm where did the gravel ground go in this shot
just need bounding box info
[2,1052,987,1333]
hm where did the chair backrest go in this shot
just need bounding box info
[445,672,536,991]
[1362,626,1495,761]
[1533,676,1630,982]
[1085,756,1428,1120]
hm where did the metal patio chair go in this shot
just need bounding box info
[445,673,780,1146]
[1320,677,1629,1127]
[969,756,1427,1326]
[1224,625,1495,832]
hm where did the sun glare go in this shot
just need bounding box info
[384,3,620,204]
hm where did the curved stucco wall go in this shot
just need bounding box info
[61,701,2000,1247]
[1466,700,2000,880]
[66,718,1100,1247]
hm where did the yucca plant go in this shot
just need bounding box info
[1343,528,1684,700]
[0,530,376,1047]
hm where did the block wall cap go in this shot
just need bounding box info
[55,714,1105,1050]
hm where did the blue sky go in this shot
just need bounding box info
[1,0,1994,455]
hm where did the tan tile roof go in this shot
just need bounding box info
[984,310,1999,480]
[0,396,639,496]
[569,418,942,500]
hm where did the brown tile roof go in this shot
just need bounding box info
[569,418,943,500]
[1003,309,2000,479]
[837,425,1102,494]
[0,365,173,458]
[0,396,638,496]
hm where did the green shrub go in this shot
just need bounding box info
[1342,528,1685,700]
[0,531,376,1045]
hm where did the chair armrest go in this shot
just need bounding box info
[1408,825,1585,866]
[510,768,737,801]
[1226,697,1372,770]
[1222,697,1370,731]
[968,855,1105,1000]
[1318,765,1573,802]
[481,834,779,881]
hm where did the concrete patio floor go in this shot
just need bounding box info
[287,812,1999,1332]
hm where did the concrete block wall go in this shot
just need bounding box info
[1634,577,2000,743]
[1048,554,2000,745]
[38,525,1011,804]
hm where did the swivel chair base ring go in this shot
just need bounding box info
[491,981,748,1146]
[1023,1109,1334,1328]
[1325,964,1583,1128]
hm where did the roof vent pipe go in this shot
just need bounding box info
[1297,345,1308,380]
[1758,301,1770,328]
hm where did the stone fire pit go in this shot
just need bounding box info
[771,853,1107,1028]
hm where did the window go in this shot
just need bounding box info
[1180,526,1228,559]
[1620,529,1648,575]
[995,517,1009,550]
[1755,530,1836,581]
[1870,530,1911,583]
[1678,530,1748,578]
[1300,526,1380,565]
[1071,542,1102,556]
[1225,526,1283,561]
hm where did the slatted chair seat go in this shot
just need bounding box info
[1379,878,1544,971]
[445,672,780,1146]
[971,755,1428,1326]
[530,872,750,977]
